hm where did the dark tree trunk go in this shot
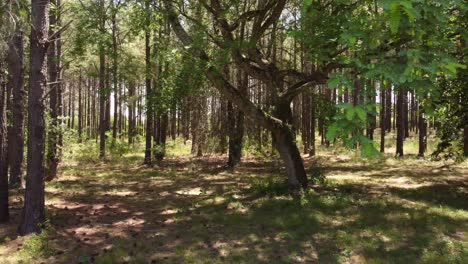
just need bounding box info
[464,126,468,157]
[227,70,246,167]
[396,87,405,157]
[170,104,176,141]
[111,6,118,141]
[143,6,152,165]
[272,100,308,189]
[310,89,316,156]
[166,2,308,189]
[393,91,396,131]
[418,105,427,157]
[7,32,25,187]
[302,92,311,154]
[128,81,135,144]
[78,70,83,142]
[0,65,9,223]
[385,85,392,132]
[18,0,49,235]
[380,83,386,153]
[404,89,409,138]
[366,80,376,140]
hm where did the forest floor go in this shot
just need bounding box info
[0,140,467,263]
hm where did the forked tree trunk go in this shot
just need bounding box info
[7,32,25,187]
[166,2,308,189]
[18,0,49,235]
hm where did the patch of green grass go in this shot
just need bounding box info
[16,222,56,260]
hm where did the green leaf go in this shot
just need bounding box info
[326,124,338,141]
[355,107,367,121]
[389,6,401,34]
[346,108,355,121]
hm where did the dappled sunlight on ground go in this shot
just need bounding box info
[1,149,467,263]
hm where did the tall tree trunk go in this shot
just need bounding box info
[128,81,135,144]
[396,87,405,157]
[46,0,60,181]
[18,0,49,235]
[310,89,316,156]
[380,83,386,153]
[302,92,311,154]
[78,70,83,142]
[111,5,118,141]
[7,31,25,187]
[0,65,9,223]
[98,0,107,159]
[143,3,152,165]
[385,85,392,132]
[227,69,246,167]
[366,80,376,140]
[166,2,308,189]
[404,89,409,138]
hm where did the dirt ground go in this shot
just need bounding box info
[1,153,467,263]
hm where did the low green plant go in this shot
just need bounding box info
[17,221,56,259]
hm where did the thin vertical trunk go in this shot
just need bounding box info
[418,105,427,157]
[46,0,60,180]
[404,89,409,138]
[0,65,9,223]
[78,70,83,142]
[19,0,49,235]
[464,126,468,156]
[310,89,316,156]
[366,80,376,140]
[302,92,310,154]
[128,81,135,144]
[385,85,392,132]
[98,0,106,159]
[7,31,25,187]
[170,104,176,141]
[380,83,386,153]
[396,87,405,157]
[111,5,118,141]
[143,0,152,164]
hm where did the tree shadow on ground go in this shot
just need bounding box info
[1,156,467,263]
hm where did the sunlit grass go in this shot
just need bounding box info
[1,137,466,263]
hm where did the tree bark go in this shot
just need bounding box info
[380,83,386,153]
[143,1,152,165]
[0,65,9,223]
[18,0,49,235]
[46,0,61,181]
[78,70,83,142]
[165,1,309,189]
[418,105,427,157]
[98,0,106,159]
[7,32,25,187]
[111,4,118,141]
[396,87,405,157]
